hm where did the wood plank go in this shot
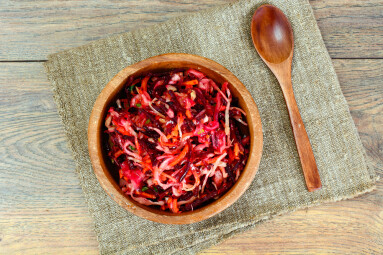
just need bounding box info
[333,59,383,174]
[0,0,230,61]
[0,0,382,61]
[312,0,383,59]
[0,63,99,254]
[0,60,381,254]
[202,190,382,254]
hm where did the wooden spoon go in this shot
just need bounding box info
[251,4,321,191]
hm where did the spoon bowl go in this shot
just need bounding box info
[251,5,293,64]
[251,5,322,192]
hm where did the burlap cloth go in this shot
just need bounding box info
[44,0,377,254]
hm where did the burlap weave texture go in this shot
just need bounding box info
[44,0,377,254]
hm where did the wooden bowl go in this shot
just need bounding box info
[88,53,263,224]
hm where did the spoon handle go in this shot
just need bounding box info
[281,79,322,191]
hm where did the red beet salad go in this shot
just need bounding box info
[104,68,250,213]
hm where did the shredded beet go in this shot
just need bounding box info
[105,68,250,213]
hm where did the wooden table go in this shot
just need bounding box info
[1,0,382,254]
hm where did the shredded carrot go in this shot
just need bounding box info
[160,141,178,147]
[141,75,150,93]
[185,109,192,119]
[114,150,124,158]
[172,198,179,213]
[142,166,150,173]
[182,79,198,86]
[135,191,156,200]
[234,143,240,158]
[169,144,189,167]
[116,126,130,136]
[167,197,172,211]
[181,132,194,140]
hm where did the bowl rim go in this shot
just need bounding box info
[88,53,263,224]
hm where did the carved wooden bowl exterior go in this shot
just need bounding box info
[88,53,263,224]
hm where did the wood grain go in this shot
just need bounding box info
[0,0,382,60]
[312,0,383,59]
[0,0,231,61]
[0,63,99,254]
[87,53,264,224]
[0,59,381,254]
[332,59,383,174]
[251,4,322,192]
